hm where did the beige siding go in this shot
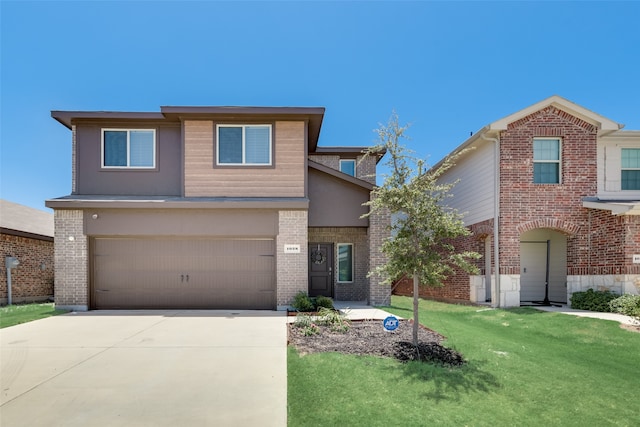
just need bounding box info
[184,120,306,197]
[440,141,496,226]
[598,134,640,199]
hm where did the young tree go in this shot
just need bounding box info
[363,112,480,348]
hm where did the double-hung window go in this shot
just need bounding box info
[339,159,356,176]
[102,129,155,168]
[533,138,561,184]
[621,148,640,190]
[217,124,272,166]
[337,243,354,282]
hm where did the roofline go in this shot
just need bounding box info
[51,111,167,130]
[45,196,310,210]
[160,106,325,115]
[0,227,54,242]
[312,146,387,163]
[51,105,326,148]
[490,95,623,132]
[308,160,375,191]
[432,95,627,171]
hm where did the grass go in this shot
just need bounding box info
[0,303,68,328]
[288,295,640,427]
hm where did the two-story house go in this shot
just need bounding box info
[394,95,640,307]
[46,106,390,311]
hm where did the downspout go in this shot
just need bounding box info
[481,133,500,308]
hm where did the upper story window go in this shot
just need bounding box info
[217,124,272,166]
[102,129,155,168]
[533,138,561,184]
[621,148,640,190]
[339,159,356,176]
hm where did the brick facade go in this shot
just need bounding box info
[308,227,369,301]
[368,201,391,306]
[0,233,54,304]
[54,209,88,310]
[276,210,308,309]
[407,104,640,306]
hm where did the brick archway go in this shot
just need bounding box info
[516,218,580,236]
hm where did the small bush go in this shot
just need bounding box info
[609,294,640,320]
[315,295,334,310]
[316,307,350,332]
[292,291,315,312]
[570,289,619,312]
[293,313,319,336]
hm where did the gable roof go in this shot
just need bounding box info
[0,199,54,240]
[489,95,623,132]
[434,95,625,169]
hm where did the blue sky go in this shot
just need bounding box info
[2,1,639,212]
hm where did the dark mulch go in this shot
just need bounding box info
[288,319,465,366]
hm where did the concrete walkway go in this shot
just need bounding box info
[531,304,639,325]
[0,310,287,427]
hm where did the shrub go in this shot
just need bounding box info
[293,313,319,336]
[570,289,618,312]
[316,307,350,332]
[292,291,315,312]
[315,295,334,310]
[609,294,640,320]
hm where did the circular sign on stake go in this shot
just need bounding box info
[383,315,399,332]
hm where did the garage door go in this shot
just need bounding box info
[92,238,275,309]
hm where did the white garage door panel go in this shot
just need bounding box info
[93,238,276,309]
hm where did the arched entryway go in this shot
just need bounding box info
[520,229,567,304]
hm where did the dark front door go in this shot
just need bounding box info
[308,243,333,298]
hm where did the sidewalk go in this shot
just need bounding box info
[531,304,639,326]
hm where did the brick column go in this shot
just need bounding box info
[368,203,391,306]
[276,210,308,309]
[54,209,88,311]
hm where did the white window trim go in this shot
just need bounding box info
[533,137,562,184]
[216,124,273,166]
[336,243,354,283]
[339,159,356,176]
[101,128,156,169]
[621,147,640,191]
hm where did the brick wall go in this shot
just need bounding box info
[0,233,54,304]
[276,210,308,308]
[498,105,598,275]
[368,199,391,306]
[419,106,640,305]
[308,227,368,301]
[54,209,88,310]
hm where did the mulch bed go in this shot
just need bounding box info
[288,319,465,366]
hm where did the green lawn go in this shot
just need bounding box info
[288,296,640,427]
[0,303,68,328]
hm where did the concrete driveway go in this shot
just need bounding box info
[1,310,287,427]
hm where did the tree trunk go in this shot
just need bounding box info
[413,271,419,347]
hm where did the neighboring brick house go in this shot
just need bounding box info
[394,96,640,307]
[46,106,390,311]
[1,199,54,304]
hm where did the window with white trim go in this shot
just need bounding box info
[337,243,354,282]
[339,159,356,176]
[533,138,561,184]
[102,129,156,168]
[621,148,640,190]
[217,124,272,165]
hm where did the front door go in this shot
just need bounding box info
[308,243,333,298]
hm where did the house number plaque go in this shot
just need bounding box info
[284,244,301,254]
